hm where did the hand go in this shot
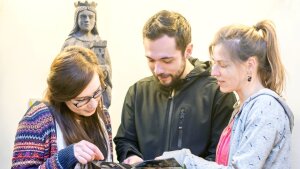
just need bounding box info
[123,155,143,165]
[155,149,192,166]
[155,155,163,160]
[74,140,104,164]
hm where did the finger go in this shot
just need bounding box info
[76,154,88,164]
[93,147,104,160]
[81,146,96,160]
[77,149,95,162]
[131,157,143,164]
[123,158,130,164]
[74,144,96,162]
[155,156,162,160]
[85,142,104,160]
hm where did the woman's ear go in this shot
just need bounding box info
[184,43,193,58]
[245,56,257,82]
[247,56,257,71]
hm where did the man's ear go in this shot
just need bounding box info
[184,43,193,58]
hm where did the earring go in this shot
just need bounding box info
[247,76,252,82]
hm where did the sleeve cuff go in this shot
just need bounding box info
[57,144,78,168]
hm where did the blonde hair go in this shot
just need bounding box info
[209,20,285,95]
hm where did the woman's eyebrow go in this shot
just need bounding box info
[74,85,101,99]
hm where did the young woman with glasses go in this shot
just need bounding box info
[11,46,113,168]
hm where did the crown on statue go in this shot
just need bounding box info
[74,1,97,9]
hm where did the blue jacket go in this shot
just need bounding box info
[159,88,294,169]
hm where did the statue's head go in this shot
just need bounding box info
[70,1,99,35]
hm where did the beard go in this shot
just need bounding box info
[155,74,181,88]
[155,58,186,88]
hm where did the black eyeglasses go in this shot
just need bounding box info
[72,86,106,108]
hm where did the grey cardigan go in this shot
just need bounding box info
[159,89,294,169]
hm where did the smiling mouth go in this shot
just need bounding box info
[85,107,96,112]
[158,76,170,82]
[158,73,170,78]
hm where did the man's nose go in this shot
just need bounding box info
[154,63,163,75]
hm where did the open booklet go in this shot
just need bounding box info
[89,158,184,169]
[132,158,184,169]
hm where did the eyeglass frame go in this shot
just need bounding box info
[71,85,107,108]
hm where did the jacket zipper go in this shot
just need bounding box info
[165,90,175,151]
[178,108,185,148]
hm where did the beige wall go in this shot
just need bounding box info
[1,0,299,168]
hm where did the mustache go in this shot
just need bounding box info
[156,73,170,78]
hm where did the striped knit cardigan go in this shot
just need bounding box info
[11,101,113,169]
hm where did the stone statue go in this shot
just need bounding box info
[62,1,112,108]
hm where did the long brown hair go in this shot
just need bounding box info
[44,46,108,159]
[209,20,285,95]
